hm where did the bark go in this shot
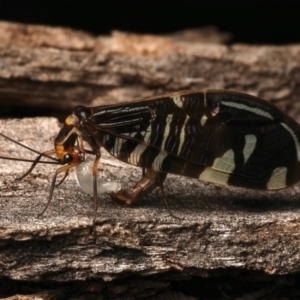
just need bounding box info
[1,21,300,299]
[0,21,300,121]
[1,117,300,299]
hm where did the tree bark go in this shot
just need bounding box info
[0,21,300,121]
[1,21,300,299]
[1,117,300,299]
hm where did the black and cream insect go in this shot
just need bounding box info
[3,90,300,221]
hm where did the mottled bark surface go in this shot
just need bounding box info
[0,21,300,121]
[1,117,300,299]
[1,22,300,299]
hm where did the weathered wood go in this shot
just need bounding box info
[0,21,300,121]
[1,117,300,281]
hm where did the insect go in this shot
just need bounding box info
[2,89,300,223]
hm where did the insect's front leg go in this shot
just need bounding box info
[110,169,167,206]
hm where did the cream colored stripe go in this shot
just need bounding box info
[172,95,183,108]
[199,167,230,185]
[243,134,257,163]
[128,144,148,165]
[198,149,235,185]
[212,149,235,173]
[121,131,137,137]
[152,152,168,171]
[177,115,190,155]
[222,101,274,120]
[200,115,208,126]
[143,123,152,143]
[160,114,173,150]
[267,167,287,189]
[111,137,126,156]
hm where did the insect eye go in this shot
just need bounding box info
[63,154,73,164]
[74,106,90,120]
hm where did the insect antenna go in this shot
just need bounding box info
[0,156,59,164]
[0,132,60,163]
[0,132,62,181]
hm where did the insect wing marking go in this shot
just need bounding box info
[128,143,148,165]
[177,115,190,156]
[160,114,173,150]
[152,152,168,171]
[143,124,152,144]
[200,115,208,126]
[266,167,288,189]
[198,167,231,185]
[172,95,183,108]
[212,149,235,173]
[111,137,127,157]
[221,101,274,120]
[243,135,257,164]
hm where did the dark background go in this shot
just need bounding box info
[0,0,299,44]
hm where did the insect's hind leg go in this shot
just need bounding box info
[110,169,167,206]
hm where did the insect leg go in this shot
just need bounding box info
[17,150,57,180]
[55,169,69,187]
[38,161,81,216]
[92,151,101,226]
[110,169,167,206]
[157,173,180,219]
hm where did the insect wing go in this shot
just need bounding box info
[86,91,300,190]
[183,91,300,189]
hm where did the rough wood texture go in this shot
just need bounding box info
[1,116,300,298]
[1,22,300,299]
[0,21,300,121]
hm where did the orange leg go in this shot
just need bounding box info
[110,169,167,206]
